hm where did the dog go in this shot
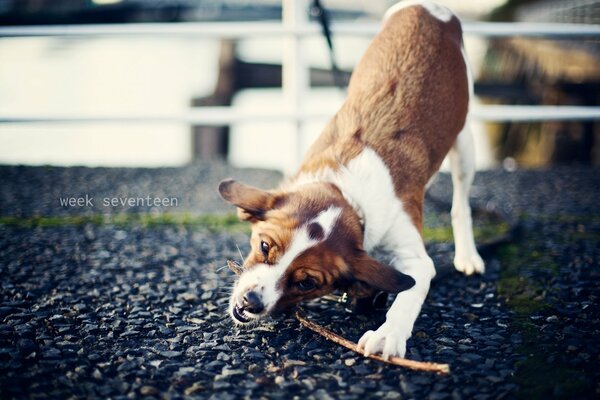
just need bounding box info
[218,0,484,359]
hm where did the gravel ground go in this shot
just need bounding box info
[0,164,598,399]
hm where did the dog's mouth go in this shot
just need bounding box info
[231,304,263,324]
[232,304,250,323]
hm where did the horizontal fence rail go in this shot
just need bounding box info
[0,109,307,125]
[1,21,600,38]
[2,105,600,125]
[471,105,600,122]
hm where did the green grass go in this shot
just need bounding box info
[422,221,511,244]
[1,213,512,242]
[496,244,550,315]
[0,213,249,233]
[422,226,455,242]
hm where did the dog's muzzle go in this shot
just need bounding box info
[231,290,264,324]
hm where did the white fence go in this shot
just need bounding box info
[1,1,599,133]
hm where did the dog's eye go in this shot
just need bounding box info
[260,241,270,258]
[297,278,316,291]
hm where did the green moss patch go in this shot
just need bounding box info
[422,221,511,244]
[0,213,249,233]
[3,211,511,242]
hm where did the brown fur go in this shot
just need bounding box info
[220,5,467,311]
[297,6,468,229]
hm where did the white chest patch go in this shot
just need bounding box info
[334,148,421,253]
[384,1,454,23]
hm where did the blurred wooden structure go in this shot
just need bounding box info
[190,39,350,160]
[482,0,600,166]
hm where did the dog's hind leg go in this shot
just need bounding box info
[449,124,485,275]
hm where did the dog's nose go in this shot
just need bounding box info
[242,291,264,314]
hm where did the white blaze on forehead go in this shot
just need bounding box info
[231,206,342,311]
[314,205,342,237]
[384,1,454,23]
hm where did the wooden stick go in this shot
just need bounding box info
[295,311,450,374]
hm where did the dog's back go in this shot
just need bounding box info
[298,3,468,190]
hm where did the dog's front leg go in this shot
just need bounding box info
[357,247,435,359]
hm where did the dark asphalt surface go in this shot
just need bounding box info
[0,164,598,399]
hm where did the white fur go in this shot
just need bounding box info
[314,205,343,238]
[293,148,436,358]
[231,263,279,319]
[230,206,341,317]
[450,43,484,275]
[384,1,454,23]
[449,126,485,275]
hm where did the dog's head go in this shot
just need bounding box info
[218,179,415,324]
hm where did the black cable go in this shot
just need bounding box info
[310,0,346,90]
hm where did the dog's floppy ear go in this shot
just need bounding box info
[218,179,276,222]
[347,251,415,295]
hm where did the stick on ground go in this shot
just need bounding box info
[295,310,450,374]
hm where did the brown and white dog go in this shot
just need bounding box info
[218,1,484,359]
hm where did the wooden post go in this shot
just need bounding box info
[190,39,237,161]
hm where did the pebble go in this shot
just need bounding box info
[139,386,159,396]
[42,348,62,359]
[283,359,306,368]
[184,382,204,395]
[158,350,182,358]
[436,337,456,346]
[352,364,371,375]
[17,339,37,354]
[213,381,231,390]
[0,307,18,318]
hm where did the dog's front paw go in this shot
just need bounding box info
[454,251,485,275]
[357,321,409,360]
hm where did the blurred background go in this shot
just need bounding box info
[0,0,598,173]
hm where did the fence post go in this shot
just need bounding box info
[283,0,309,174]
[190,39,236,161]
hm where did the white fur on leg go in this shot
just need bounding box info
[357,253,435,360]
[449,125,485,275]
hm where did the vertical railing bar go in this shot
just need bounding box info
[283,0,309,174]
